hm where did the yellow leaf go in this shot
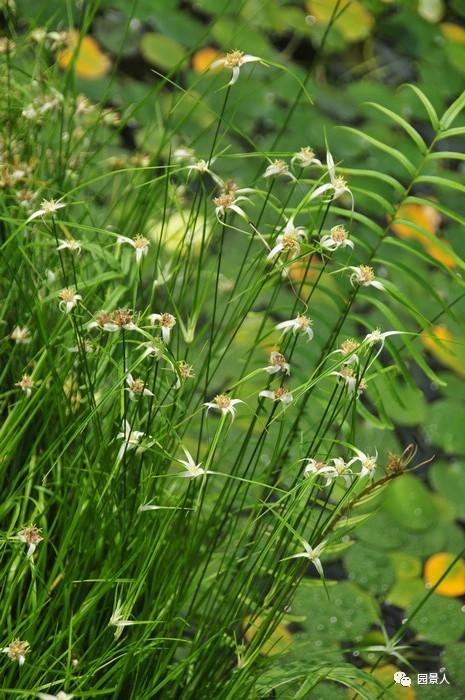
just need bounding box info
[421,325,465,378]
[58,30,111,80]
[424,553,465,597]
[391,203,456,268]
[440,22,465,44]
[192,47,221,73]
[306,0,374,42]
[242,615,292,657]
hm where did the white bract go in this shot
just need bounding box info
[364,329,401,347]
[332,366,367,396]
[210,49,262,86]
[291,146,321,169]
[149,312,176,344]
[116,421,145,462]
[56,238,81,254]
[117,234,150,263]
[333,338,360,365]
[267,218,306,261]
[320,225,354,252]
[353,448,379,479]
[303,459,336,487]
[310,151,352,205]
[15,374,34,397]
[27,198,65,222]
[186,159,223,187]
[204,394,243,420]
[137,340,162,362]
[264,351,290,375]
[59,288,82,313]
[259,387,293,405]
[109,601,136,639]
[2,639,30,665]
[349,265,385,290]
[38,692,73,700]
[284,540,327,578]
[11,326,31,344]
[276,314,314,341]
[177,447,212,479]
[17,525,43,558]
[331,457,356,488]
[125,374,154,401]
[213,192,249,222]
[263,159,295,180]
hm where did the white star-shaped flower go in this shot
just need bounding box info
[267,217,306,261]
[283,539,327,578]
[320,225,354,252]
[27,198,66,222]
[210,49,263,85]
[116,421,145,462]
[117,234,150,263]
[204,394,243,420]
[349,265,385,290]
[259,387,293,405]
[276,314,314,341]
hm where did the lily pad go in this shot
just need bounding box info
[345,545,395,596]
[407,594,465,644]
[430,461,465,519]
[292,581,379,645]
[384,475,437,532]
[426,400,465,455]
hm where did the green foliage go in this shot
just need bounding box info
[1,0,465,698]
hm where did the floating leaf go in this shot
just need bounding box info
[387,578,425,609]
[306,0,374,43]
[292,581,378,644]
[390,552,422,580]
[58,30,111,79]
[242,615,292,656]
[140,32,186,71]
[345,545,395,595]
[426,398,465,455]
[407,592,465,644]
[385,475,437,533]
[192,47,221,73]
[424,553,465,597]
[430,461,465,519]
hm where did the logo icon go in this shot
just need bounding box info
[393,671,412,686]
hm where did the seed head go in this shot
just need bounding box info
[358,265,375,283]
[18,525,43,548]
[213,193,235,209]
[214,394,232,410]
[296,315,312,331]
[178,361,194,381]
[128,377,146,395]
[2,639,30,664]
[340,338,359,355]
[159,313,176,328]
[330,225,348,243]
[111,309,133,327]
[225,50,244,67]
[11,326,31,344]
